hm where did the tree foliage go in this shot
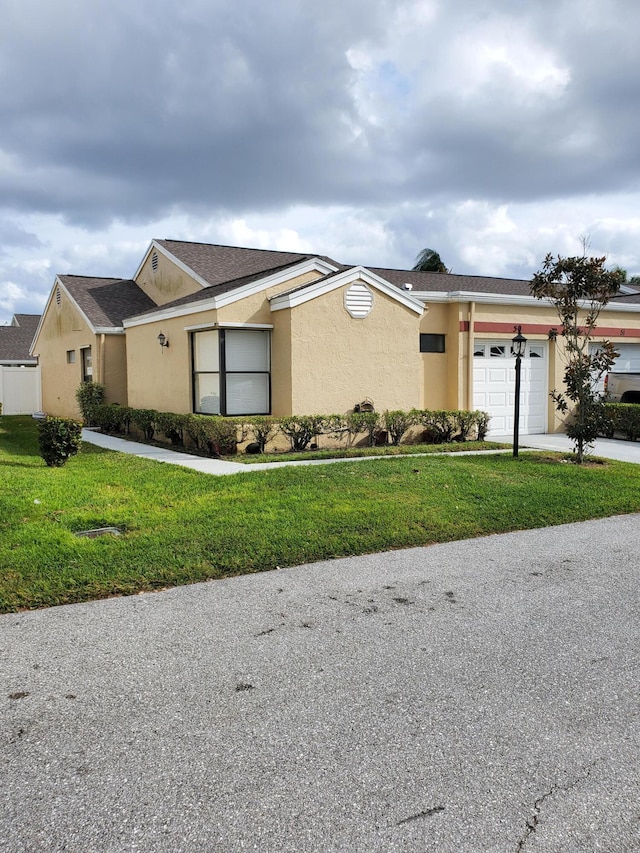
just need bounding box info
[531,254,623,462]
[412,248,448,273]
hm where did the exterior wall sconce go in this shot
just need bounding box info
[548,328,558,341]
[157,332,169,351]
[512,325,527,458]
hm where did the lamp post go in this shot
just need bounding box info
[512,326,527,458]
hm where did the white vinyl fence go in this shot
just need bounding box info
[0,366,42,415]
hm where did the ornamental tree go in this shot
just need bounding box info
[531,253,624,463]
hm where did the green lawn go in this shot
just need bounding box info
[2,415,640,613]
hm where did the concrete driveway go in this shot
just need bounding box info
[493,432,640,464]
[2,515,640,852]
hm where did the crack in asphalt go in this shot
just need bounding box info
[516,761,599,851]
[396,805,445,825]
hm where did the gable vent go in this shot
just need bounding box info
[151,251,159,272]
[344,282,373,319]
[55,286,61,306]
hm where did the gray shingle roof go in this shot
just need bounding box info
[156,240,337,287]
[59,276,157,327]
[127,259,325,319]
[0,314,40,362]
[368,267,534,296]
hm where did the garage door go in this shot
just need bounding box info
[472,341,548,436]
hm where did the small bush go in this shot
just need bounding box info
[157,412,190,446]
[184,415,238,456]
[75,382,105,425]
[383,410,415,446]
[131,409,159,441]
[454,410,477,442]
[474,411,491,441]
[412,410,456,443]
[601,403,640,441]
[93,403,130,434]
[346,411,380,447]
[38,417,82,467]
[279,415,326,452]
[245,415,280,453]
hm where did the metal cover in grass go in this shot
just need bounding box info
[74,527,122,538]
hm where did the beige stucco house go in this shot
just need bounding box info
[31,239,640,436]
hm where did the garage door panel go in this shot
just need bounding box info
[489,368,511,382]
[473,341,548,436]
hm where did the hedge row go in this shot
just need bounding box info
[88,403,491,456]
[599,403,640,441]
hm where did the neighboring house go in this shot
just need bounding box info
[0,314,41,414]
[31,240,640,436]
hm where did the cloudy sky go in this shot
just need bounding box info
[2,0,640,323]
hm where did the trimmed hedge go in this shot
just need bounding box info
[600,403,640,441]
[89,404,491,456]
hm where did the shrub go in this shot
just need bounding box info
[473,411,491,441]
[279,415,326,452]
[131,408,159,441]
[157,412,190,446]
[346,411,380,447]
[245,415,280,453]
[75,382,105,425]
[184,415,238,456]
[454,410,477,442]
[383,410,415,446]
[38,417,82,467]
[412,409,456,443]
[321,414,349,441]
[600,403,640,441]
[93,403,132,434]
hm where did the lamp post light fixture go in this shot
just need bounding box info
[512,325,527,458]
[157,332,169,352]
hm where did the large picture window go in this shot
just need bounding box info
[192,329,271,416]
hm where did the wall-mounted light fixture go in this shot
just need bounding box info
[157,332,169,352]
[548,328,558,341]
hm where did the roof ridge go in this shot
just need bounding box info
[158,238,311,256]
[369,265,532,283]
[58,274,133,282]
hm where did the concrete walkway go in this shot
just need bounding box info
[82,428,640,475]
[81,429,512,475]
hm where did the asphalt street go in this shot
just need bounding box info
[2,514,640,852]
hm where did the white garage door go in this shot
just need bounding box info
[473,341,548,436]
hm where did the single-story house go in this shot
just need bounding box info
[30,240,640,436]
[0,313,42,414]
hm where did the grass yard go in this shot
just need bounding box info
[2,415,640,613]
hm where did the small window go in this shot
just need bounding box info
[66,350,76,364]
[529,345,544,358]
[490,345,506,358]
[420,333,445,353]
[473,344,486,357]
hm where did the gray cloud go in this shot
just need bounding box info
[2,0,640,323]
[1,0,638,225]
